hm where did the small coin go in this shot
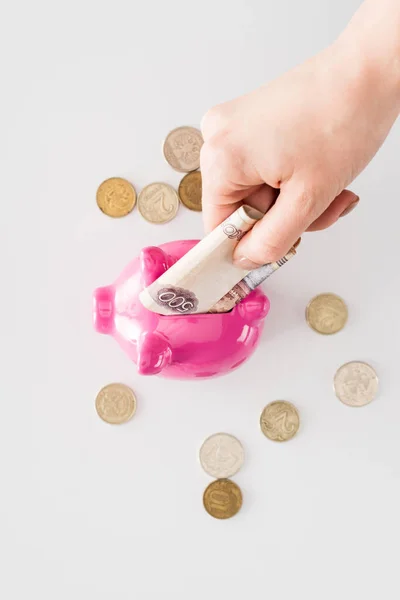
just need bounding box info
[334,361,378,407]
[163,126,204,173]
[95,383,137,424]
[137,182,180,224]
[178,171,202,211]
[203,479,243,520]
[199,433,244,478]
[306,293,348,334]
[96,177,136,217]
[260,401,300,442]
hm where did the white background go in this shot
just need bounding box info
[1,1,400,598]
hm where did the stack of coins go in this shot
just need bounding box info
[96,125,204,224]
[199,433,244,520]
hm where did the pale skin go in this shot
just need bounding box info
[200,0,400,269]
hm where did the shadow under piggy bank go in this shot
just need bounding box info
[93,240,270,379]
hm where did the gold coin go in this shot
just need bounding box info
[178,171,202,211]
[260,401,300,442]
[96,177,136,217]
[306,293,348,335]
[163,126,203,173]
[203,479,243,520]
[95,383,136,424]
[137,182,179,224]
[334,361,379,407]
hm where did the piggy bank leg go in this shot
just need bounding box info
[137,331,172,376]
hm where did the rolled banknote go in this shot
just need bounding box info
[139,205,264,315]
[208,240,300,313]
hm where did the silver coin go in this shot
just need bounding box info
[334,361,379,407]
[163,126,203,173]
[199,433,244,478]
[137,182,179,224]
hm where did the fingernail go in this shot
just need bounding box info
[340,198,359,217]
[234,256,263,271]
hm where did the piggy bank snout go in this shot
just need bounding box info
[93,286,115,334]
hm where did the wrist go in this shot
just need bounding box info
[333,0,400,111]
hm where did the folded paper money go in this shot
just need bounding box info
[139,205,263,315]
[208,245,298,313]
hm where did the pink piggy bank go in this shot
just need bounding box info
[93,240,270,379]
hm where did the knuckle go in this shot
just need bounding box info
[200,131,232,174]
[207,130,231,156]
[201,104,229,138]
[294,184,324,223]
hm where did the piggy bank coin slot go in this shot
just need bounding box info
[157,307,235,319]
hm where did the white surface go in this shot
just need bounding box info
[1,1,400,599]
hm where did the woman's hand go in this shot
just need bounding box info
[200,9,400,269]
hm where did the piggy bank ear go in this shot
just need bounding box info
[137,331,172,375]
[140,246,170,287]
[237,293,270,323]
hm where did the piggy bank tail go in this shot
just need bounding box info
[137,331,172,376]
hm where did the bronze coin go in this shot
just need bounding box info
[178,171,202,211]
[96,177,136,217]
[203,479,243,519]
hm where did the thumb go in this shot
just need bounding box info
[233,183,322,268]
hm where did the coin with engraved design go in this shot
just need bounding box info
[163,126,203,172]
[96,177,136,217]
[137,182,179,224]
[178,170,202,211]
[260,401,300,442]
[199,433,244,478]
[334,361,378,407]
[306,293,348,334]
[95,383,136,424]
[203,479,243,519]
